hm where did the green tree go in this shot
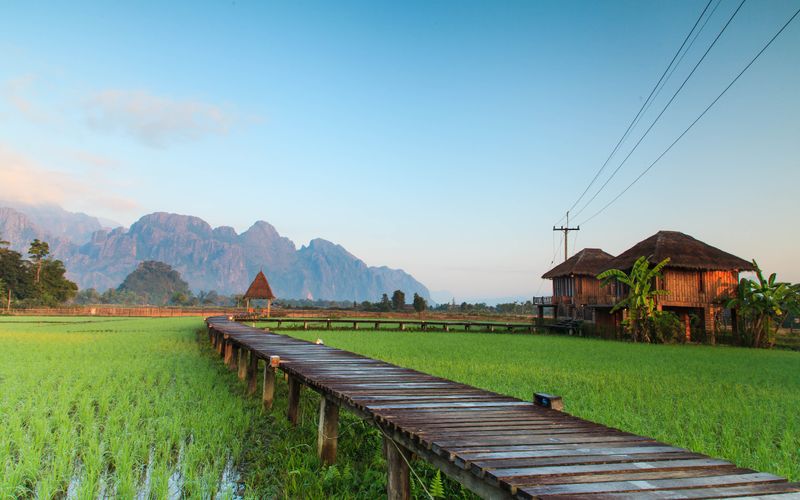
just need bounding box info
[412,293,427,314]
[379,293,391,312]
[726,260,800,348]
[391,290,405,311]
[28,239,50,284]
[598,256,670,343]
[118,261,191,305]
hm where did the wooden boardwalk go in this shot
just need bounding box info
[206,316,800,499]
[245,316,542,333]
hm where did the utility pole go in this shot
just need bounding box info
[553,211,580,262]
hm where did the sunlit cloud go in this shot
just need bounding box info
[2,75,53,123]
[84,89,242,148]
[0,144,140,214]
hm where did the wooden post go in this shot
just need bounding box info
[399,322,404,331]
[238,349,248,380]
[444,324,449,332]
[267,298,271,318]
[537,305,544,325]
[217,333,225,354]
[317,397,340,465]
[353,321,358,330]
[534,392,564,411]
[303,321,308,330]
[327,319,332,330]
[246,351,258,395]
[262,356,279,409]
[287,375,301,425]
[682,312,691,343]
[384,436,411,500]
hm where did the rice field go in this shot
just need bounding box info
[283,326,800,482]
[0,316,449,499]
[2,316,798,499]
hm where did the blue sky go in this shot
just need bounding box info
[1,0,798,302]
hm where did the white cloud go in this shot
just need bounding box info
[84,89,241,148]
[0,144,139,213]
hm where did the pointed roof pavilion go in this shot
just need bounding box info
[244,270,276,300]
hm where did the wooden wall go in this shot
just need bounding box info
[660,269,738,305]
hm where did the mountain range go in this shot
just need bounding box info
[0,203,430,301]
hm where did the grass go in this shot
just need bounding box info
[3,317,797,498]
[0,316,466,499]
[281,326,800,482]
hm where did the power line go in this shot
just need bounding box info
[572,0,747,220]
[556,0,715,226]
[578,4,800,226]
[637,0,724,130]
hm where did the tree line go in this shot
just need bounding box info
[0,236,78,308]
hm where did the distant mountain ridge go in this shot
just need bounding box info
[0,206,430,301]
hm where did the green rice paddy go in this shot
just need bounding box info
[1,316,798,499]
[285,326,800,482]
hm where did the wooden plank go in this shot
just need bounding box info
[520,472,785,497]
[488,458,734,481]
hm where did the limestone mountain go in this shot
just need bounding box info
[0,208,429,301]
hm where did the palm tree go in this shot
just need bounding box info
[597,256,670,342]
[726,261,800,348]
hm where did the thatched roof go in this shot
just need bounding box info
[606,231,754,272]
[542,248,615,279]
[244,270,276,300]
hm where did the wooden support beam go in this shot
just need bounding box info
[217,333,225,354]
[287,375,301,425]
[303,321,308,330]
[238,348,248,380]
[375,321,380,330]
[317,397,340,465]
[246,351,258,395]
[353,321,358,330]
[385,436,412,500]
[399,322,404,331]
[327,319,332,329]
[262,356,279,410]
[534,392,564,411]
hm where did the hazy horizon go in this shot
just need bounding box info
[2,0,798,299]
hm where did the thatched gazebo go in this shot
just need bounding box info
[244,270,276,317]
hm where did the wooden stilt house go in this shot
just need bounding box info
[541,248,615,320]
[600,231,754,340]
[244,270,276,317]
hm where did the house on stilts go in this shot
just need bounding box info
[541,231,754,340]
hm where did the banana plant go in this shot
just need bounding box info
[726,260,800,347]
[597,256,670,342]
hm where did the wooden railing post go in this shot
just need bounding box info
[246,351,258,395]
[263,356,279,410]
[534,392,564,411]
[287,375,301,425]
[384,436,411,500]
[217,333,225,354]
[238,348,248,380]
[317,396,339,465]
